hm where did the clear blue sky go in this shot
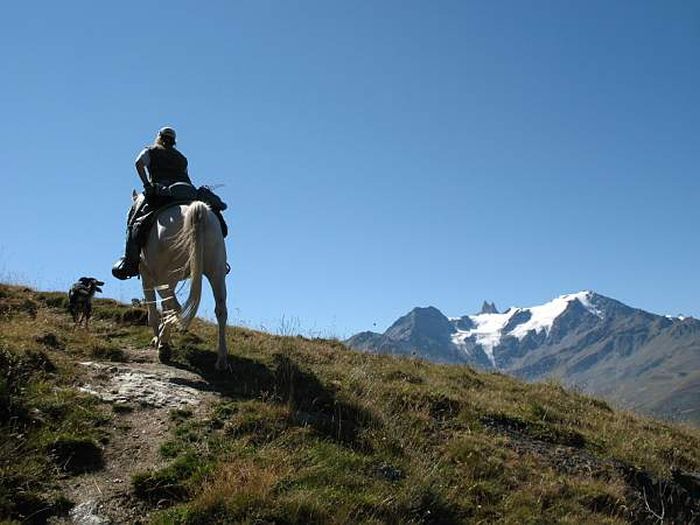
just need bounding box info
[1,1,698,337]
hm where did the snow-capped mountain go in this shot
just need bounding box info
[346,291,700,425]
[450,291,605,367]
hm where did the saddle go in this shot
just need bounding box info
[130,183,229,246]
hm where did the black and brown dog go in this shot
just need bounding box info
[68,277,104,328]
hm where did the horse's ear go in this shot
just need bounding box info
[132,190,138,200]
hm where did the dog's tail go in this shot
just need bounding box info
[174,201,209,330]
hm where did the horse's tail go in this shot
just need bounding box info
[175,201,209,329]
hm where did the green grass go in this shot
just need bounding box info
[0,344,109,523]
[133,453,210,504]
[2,283,700,524]
[142,326,699,524]
[0,284,115,523]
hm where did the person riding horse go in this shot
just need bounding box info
[112,127,227,280]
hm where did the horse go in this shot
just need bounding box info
[136,193,229,371]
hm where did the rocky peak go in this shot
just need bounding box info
[479,301,499,315]
[384,306,453,341]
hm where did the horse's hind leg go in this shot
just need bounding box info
[206,271,229,371]
[142,274,160,347]
[156,283,179,362]
[163,281,182,315]
[159,281,181,338]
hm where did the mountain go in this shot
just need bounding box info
[350,306,468,364]
[346,291,700,425]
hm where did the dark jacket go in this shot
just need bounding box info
[148,145,191,186]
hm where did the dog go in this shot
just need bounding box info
[68,277,104,328]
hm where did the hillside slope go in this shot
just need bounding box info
[1,283,700,524]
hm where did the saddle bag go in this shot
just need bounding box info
[153,183,227,212]
[197,186,227,211]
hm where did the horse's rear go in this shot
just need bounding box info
[140,201,229,370]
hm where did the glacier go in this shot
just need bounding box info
[451,291,603,366]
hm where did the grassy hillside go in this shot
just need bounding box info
[1,283,699,524]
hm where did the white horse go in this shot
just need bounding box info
[136,193,229,371]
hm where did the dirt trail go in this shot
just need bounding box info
[50,347,219,525]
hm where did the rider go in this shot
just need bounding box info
[111,126,192,280]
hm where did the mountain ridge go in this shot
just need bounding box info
[346,290,700,425]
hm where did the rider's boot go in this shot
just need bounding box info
[112,228,141,280]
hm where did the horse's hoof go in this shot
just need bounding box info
[150,336,158,348]
[158,344,172,363]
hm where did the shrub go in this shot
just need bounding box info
[47,434,104,474]
[133,454,206,504]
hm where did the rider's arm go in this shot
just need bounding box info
[135,159,150,186]
[134,148,151,187]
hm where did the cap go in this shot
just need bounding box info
[158,126,176,140]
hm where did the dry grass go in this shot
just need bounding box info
[2,283,700,524]
[145,321,699,524]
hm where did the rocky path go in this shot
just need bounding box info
[50,347,219,525]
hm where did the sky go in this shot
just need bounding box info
[0,1,698,338]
